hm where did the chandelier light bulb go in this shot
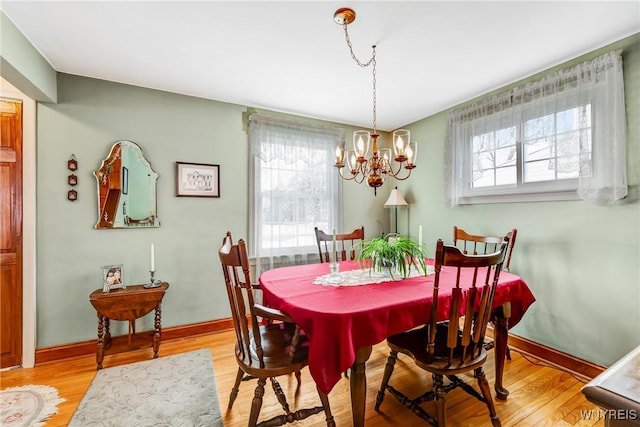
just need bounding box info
[353,130,370,159]
[335,144,345,165]
[349,151,358,171]
[406,141,417,167]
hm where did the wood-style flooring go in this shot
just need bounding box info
[1,330,604,426]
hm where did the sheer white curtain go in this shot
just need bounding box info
[248,114,344,277]
[445,50,627,206]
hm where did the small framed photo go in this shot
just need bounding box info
[102,264,124,292]
[176,162,220,198]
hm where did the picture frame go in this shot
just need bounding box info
[101,264,124,292]
[176,162,220,198]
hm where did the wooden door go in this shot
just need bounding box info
[0,99,23,368]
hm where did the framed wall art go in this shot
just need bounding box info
[176,162,220,198]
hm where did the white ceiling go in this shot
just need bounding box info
[2,1,639,131]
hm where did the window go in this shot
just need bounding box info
[248,114,343,275]
[468,104,592,192]
[445,50,627,206]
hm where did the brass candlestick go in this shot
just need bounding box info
[145,270,161,288]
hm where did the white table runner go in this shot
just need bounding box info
[314,265,434,287]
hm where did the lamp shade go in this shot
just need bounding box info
[384,187,408,207]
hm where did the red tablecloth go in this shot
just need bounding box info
[259,260,535,395]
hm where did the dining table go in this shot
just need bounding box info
[259,260,536,427]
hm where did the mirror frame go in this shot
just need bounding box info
[94,140,159,229]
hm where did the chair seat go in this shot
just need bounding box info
[237,322,310,377]
[387,323,487,375]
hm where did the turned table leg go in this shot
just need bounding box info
[153,303,162,358]
[494,307,510,400]
[350,346,373,427]
[96,314,105,370]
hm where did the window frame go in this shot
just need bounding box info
[458,102,592,204]
[248,114,344,262]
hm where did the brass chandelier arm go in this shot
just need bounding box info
[388,168,414,181]
[385,159,416,181]
[336,165,366,183]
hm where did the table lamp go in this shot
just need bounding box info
[384,187,408,234]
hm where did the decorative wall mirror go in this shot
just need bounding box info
[94,141,159,229]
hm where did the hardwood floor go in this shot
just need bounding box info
[1,330,604,426]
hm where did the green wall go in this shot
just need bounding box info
[35,73,386,346]
[3,13,638,367]
[399,34,640,367]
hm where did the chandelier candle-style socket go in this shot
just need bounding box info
[333,8,417,195]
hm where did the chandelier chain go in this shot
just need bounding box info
[333,8,416,194]
[342,24,377,134]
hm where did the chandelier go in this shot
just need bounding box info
[332,7,417,195]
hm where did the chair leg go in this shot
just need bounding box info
[270,377,291,414]
[295,370,302,388]
[475,367,501,427]
[229,367,244,409]
[433,374,447,427]
[375,350,398,411]
[317,386,336,427]
[249,377,267,427]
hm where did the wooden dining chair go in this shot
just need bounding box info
[453,226,517,272]
[375,239,507,427]
[218,231,335,427]
[453,226,517,361]
[314,226,364,263]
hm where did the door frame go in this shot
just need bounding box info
[1,78,36,368]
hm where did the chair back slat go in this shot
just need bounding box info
[448,287,462,347]
[461,286,476,346]
[428,239,507,365]
[315,226,364,263]
[453,226,517,271]
[476,285,496,360]
[218,232,263,366]
[474,284,492,343]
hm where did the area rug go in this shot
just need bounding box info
[0,384,65,427]
[69,349,222,426]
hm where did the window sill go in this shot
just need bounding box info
[458,189,580,205]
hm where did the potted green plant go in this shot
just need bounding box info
[355,233,428,279]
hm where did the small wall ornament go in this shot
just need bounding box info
[68,154,78,201]
[68,155,78,171]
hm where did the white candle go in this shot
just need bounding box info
[418,225,423,247]
[332,229,337,263]
[150,244,155,271]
